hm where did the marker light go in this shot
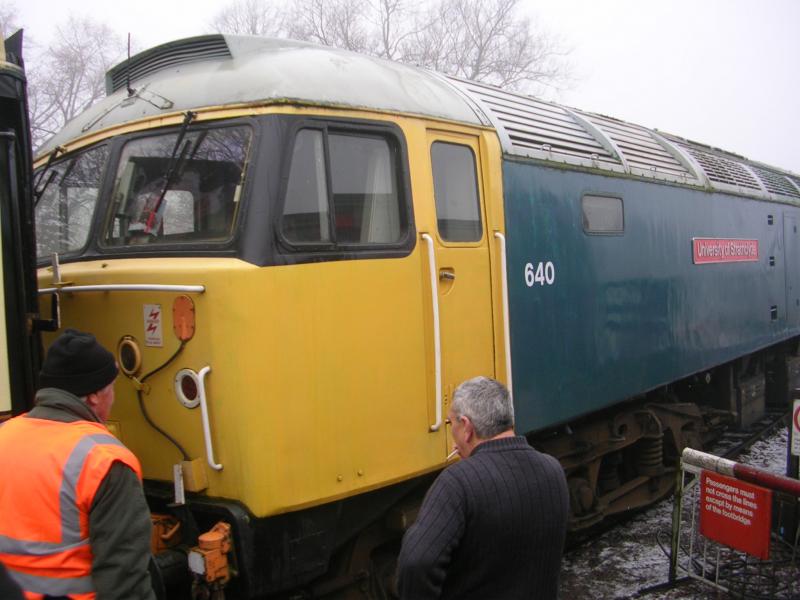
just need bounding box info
[182,375,198,401]
[173,295,196,342]
[175,369,201,408]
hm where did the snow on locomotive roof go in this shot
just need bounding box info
[40,34,800,203]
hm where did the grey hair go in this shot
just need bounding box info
[451,376,514,439]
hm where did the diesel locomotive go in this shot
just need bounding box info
[27,34,800,598]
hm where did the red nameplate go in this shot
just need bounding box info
[692,238,759,264]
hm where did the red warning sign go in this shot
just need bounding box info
[700,471,772,559]
[792,400,800,457]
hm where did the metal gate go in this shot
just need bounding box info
[669,448,800,598]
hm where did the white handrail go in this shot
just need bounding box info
[39,284,205,294]
[197,366,223,471]
[422,233,443,432]
[494,232,513,397]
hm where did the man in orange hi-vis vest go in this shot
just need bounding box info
[0,329,155,599]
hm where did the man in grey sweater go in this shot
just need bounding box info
[397,376,569,600]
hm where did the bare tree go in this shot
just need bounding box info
[367,0,423,61]
[287,0,371,53]
[28,16,126,150]
[211,0,570,94]
[406,0,569,93]
[399,2,450,73]
[209,0,288,36]
[0,1,18,39]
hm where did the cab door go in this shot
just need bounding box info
[424,130,496,452]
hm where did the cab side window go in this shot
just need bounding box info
[35,145,109,258]
[431,142,482,242]
[281,126,407,248]
[283,130,330,243]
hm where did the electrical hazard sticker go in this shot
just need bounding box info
[144,304,163,347]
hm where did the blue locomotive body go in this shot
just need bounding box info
[504,160,800,432]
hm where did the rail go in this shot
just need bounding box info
[421,233,443,432]
[494,231,513,396]
[39,284,205,294]
[197,366,222,471]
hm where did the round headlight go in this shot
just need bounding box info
[117,336,142,376]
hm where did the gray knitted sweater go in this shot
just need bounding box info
[397,436,569,600]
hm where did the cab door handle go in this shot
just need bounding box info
[439,270,455,281]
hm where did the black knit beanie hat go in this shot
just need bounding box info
[38,329,118,396]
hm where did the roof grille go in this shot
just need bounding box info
[578,112,698,181]
[451,77,620,165]
[678,144,761,191]
[107,35,231,94]
[750,166,800,199]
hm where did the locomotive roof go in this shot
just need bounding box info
[39,34,800,203]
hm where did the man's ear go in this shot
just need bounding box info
[462,416,475,442]
[84,392,99,411]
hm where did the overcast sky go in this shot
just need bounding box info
[12,0,800,173]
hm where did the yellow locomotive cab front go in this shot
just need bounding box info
[34,106,507,522]
[31,34,514,598]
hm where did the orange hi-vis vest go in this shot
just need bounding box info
[0,416,142,599]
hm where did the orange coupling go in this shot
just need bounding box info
[151,514,182,554]
[188,521,233,584]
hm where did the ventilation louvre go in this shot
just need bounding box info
[107,35,231,94]
[578,112,697,181]
[450,77,620,165]
[750,166,800,199]
[677,144,761,191]
[447,76,799,199]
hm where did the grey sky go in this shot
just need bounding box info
[13,0,800,173]
[533,0,799,174]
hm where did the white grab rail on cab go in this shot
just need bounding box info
[494,232,513,396]
[422,233,443,432]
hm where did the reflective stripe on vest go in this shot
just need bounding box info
[0,434,124,557]
[0,419,140,599]
[7,568,94,596]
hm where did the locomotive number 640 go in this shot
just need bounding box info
[524,261,556,287]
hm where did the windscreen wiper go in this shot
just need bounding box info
[143,110,196,234]
[33,145,65,206]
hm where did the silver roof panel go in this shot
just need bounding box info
[445,74,799,202]
[40,34,799,203]
[40,35,487,153]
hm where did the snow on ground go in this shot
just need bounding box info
[740,428,789,474]
[560,498,679,599]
